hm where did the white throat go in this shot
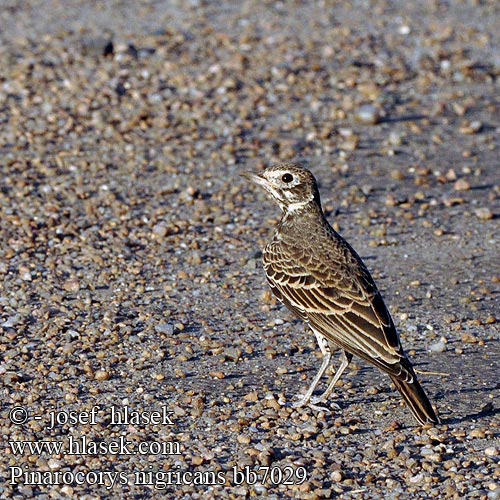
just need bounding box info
[286,200,311,212]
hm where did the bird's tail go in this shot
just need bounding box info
[390,375,440,425]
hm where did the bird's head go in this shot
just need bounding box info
[242,163,321,213]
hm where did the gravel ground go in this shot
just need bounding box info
[0,1,499,499]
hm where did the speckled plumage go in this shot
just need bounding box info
[243,163,439,426]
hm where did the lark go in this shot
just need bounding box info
[242,163,440,425]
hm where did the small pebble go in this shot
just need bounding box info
[224,347,242,361]
[94,370,110,381]
[429,338,447,353]
[388,131,404,146]
[237,435,251,444]
[47,459,62,470]
[331,470,343,482]
[355,104,381,124]
[460,120,483,134]
[445,169,457,181]
[244,391,259,402]
[63,278,80,292]
[475,207,493,220]
[454,178,471,191]
[19,266,32,281]
[155,323,174,335]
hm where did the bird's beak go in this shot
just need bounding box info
[241,170,268,188]
[241,170,285,211]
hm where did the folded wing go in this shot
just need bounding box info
[263,239,415,382]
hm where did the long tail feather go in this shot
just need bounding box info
[390,375,440,425]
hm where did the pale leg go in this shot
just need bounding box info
[292,329,331,408]
[310,350,353,404]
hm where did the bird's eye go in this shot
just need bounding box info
[281,173,293,183]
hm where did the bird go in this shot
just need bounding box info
[242,163,440,426]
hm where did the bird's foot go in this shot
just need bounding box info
[308,403,331,412]
[290,395,309,409]
[310,395,341,411]
[290,396,330,412]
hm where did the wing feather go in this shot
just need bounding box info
[263,239,413,381]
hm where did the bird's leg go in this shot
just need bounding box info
[292,329,331,409]
[310,350,353,405]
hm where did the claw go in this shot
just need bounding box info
[291,396,331,412]
[291,396,308,409]
[310,395,341,410]
[308,403,331,412]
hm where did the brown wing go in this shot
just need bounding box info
[263,239,414,382]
